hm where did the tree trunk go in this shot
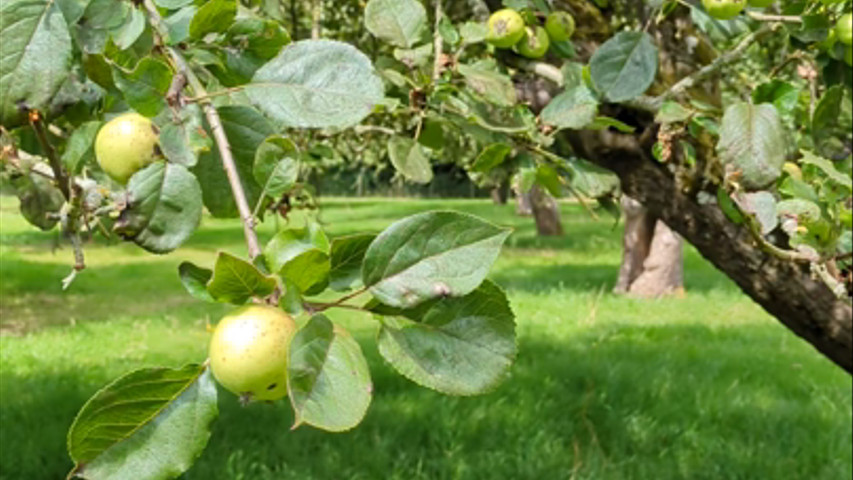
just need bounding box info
[513,181,533,216]
[565,128,853,373]
[491,179,510,205]
[614,196,684,297]
[530,185,564,236]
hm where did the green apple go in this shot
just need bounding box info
[516,26,551,59]
[836,13,852,46]
[545,11,575,42]
[95,112,160,185]
[702,0,747,20]
[487,9,525,48]
[209,305,298,403]
[747,0,774,7]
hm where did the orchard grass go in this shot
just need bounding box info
[1,197,850,479]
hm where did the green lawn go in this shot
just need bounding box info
[1,197,850,480]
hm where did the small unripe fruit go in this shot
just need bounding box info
[209,305,298,403]
[545,11,575,42]
[836,13,853,46]
[702,0,747,20]
[516,26,550,59]
[95,112,160,185]
[487,9,525,48]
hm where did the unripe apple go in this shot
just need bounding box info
[487,9,525,48]
[836,13,852,46]
[747,0,774,8]
[545,11,575,42]
[95,112,160,185]
[516,26,551,59]
[209,305,298,403]
[702,0,747,20]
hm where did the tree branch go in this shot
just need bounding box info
[564,128,853,373]
[142,0,262,260]
[658,25,775,102]
[433,0,445,81]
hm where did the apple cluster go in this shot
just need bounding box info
[486,8,575,59]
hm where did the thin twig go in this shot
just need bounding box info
[143,0,262,260]
[659,25,775,102]
[746,11,802,24]
[432,0,445,81]
[309,287,369,313]
[29,111,70,200]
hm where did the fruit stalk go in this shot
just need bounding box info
[142,0,263,260]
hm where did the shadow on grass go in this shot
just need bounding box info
[2,325,849,480]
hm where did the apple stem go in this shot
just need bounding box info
[142,0,263,260]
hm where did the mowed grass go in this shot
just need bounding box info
[1,197,850,480]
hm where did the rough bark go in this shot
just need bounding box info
[530,185,564,236]
[565,128,853,373]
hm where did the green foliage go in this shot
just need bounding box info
[287,315,372,431]
[67,365,217,478]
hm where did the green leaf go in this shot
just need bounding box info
[586,116,636,133]
[329,234,376,292]
[536,165,563,198]
[67,365,217,479]
[189,0,236,39]
[387,136,433,184]
[363,211,511,308]
[472,143,513,173]
[194,106,272,218]
[114,162,203,254]
[778,198,822,223]
[0,0,73,126]
[734,191,778,235]
[752,80,800,115]
[393,43,433,68]
[457,64,517,107]
[228,18,291,61]
[717,188,745,224]
[364,0,427,48]
[156,104,211,168]
[589,31,658,103]
[288,315,372,432]
[111,6,145,50]
[717,102,786,190]
[155,0,194,8]
[163,5,196,45]
[264,223,330,273]
[374,280,516,396]
[459,21,488,44]
[800,150,852,190]
[462,95,534,133]
[62,121,101,174]
[81,0,128,30]
[253,136,300,200]
[655,101,693,124]
[11,172,64,231]
[566,158,620,198]
[207,252,277,304]
[246,40,384,129]
[112,57,173,118]
[540,85,599,130]
[281,249,330,295]
[178,262,214,303]
[438,16,460,45]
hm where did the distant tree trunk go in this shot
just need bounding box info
[530,185,564,236]
[491,179,510,205]
[614,196,684,298]
[311,0,322,39]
